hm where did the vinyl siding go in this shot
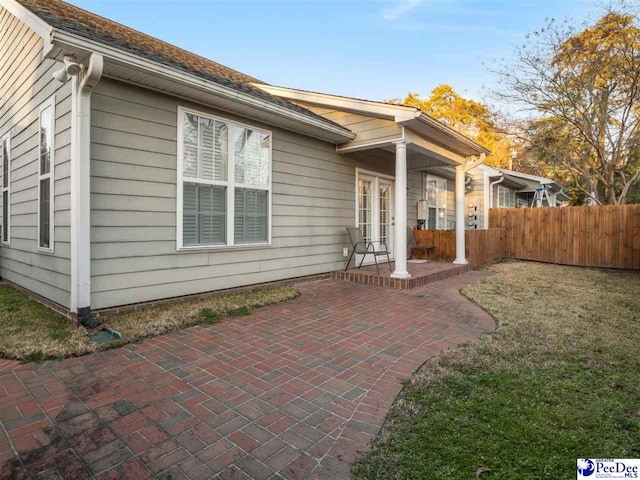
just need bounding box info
[465,169,486,229]
[0,7,72,307]
[444,178,455,229]
[293,102,402,149]
[90,79,408,309]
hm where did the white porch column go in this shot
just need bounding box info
[453,164,468,265]
[392,140,410,279]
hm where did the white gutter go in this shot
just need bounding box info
[50,31,354,142]
[70,53,103,326]
[489,174,505,209]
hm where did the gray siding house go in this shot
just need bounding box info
[0,0,487,323]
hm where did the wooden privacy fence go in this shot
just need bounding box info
[412,205,640,270]
[489,205,640,270]
[412,228,508,265]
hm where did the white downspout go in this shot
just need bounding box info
[71,53,103,326]
[453,165,467,264]
[489,174,505,209]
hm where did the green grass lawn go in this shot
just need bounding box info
[353,261,640,480]
[0,283,299,362]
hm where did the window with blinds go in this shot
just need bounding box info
[425,174,447,230]
[178,108,271,249]
[38,97,55,252]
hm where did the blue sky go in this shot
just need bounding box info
[68,0,599,104]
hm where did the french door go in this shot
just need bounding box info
[356,171,394,265]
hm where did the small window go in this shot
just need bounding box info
[497,185,515,208]
[1,134,10,244]
[425,174,447,230]
[38,96,55,252]
[177,108,271,249]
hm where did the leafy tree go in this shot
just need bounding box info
[493,9,640,205]
[394,85,513,167]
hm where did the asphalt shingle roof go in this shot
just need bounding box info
[16,0,347,132]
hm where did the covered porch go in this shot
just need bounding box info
[254,84,490,279]
[335,121,489,281]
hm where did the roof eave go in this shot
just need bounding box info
[487,172,528,190]
[49,29,355,143]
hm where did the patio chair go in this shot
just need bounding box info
[345,227,392,275]
[407,227,435,261]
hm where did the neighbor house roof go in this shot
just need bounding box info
[482,165,568,194]
[14,0,350,136]
[493,167,555,185]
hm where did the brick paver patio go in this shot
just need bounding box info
[0,272,494,479]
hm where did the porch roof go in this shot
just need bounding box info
[253,84,490,165]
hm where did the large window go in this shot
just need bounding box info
[1,134,10,244]
[38,97,55,252]
[177,108,271,249]
[425,174,447,230]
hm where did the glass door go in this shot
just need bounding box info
[378,179,392,251]
[356,172,394,265]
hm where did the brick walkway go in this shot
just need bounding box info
[0,272,494,480]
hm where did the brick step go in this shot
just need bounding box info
[332,263,474,289]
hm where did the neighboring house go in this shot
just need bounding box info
[0,0,487,322]
[421,165,568,230]
[467,165,569,230]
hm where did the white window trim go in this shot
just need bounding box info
[424,174,447,230]
[1,133,11,245]
[176,106,273,251]
[38,95,56,253]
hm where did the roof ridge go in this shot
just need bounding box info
[265,84,420,110]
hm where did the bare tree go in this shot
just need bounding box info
[493,8,640,204]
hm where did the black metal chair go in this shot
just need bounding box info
[345,227,392,275]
